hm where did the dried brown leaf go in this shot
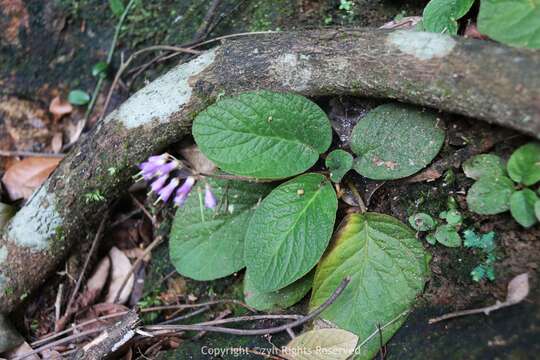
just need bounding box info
[51,132,63,153]
[505,273,529,305]
[48,96,73,121]
[1,157,61,200]
[105,247,134,304]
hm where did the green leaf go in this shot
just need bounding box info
[109,0,125,17]
[422,0,475,34]
[434,224,461,247]
[245,173,337,292]
[462,154,506,180]
[193,91,332,179]
[283,328,358,360]
[243,271,313,311]
[440,209,462,226]
[68,90,90,106]
[507,143,540,186]
[535,200,540,222]
[408,213,436,231]
[509,189,539,228]
[471,264,486,282]
[325,149,353,183]
[478,0,540,49]
[169,179,271,281]
[466,176,515,215]
[92,61,109,78]
[310,213,430,360]
[350,103,445,180]
[425,233,437,245]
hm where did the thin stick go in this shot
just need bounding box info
[61,214,108,327]
[346,180,367,213]
[356,310,408,350]
[159,306,210,325]
[143,277,350,336]
[112,235,162,303]
[0,150,65,158]
[99,45,200,122]
[82,0,137,126]
[189,30,276,49]
[428,301,507,324]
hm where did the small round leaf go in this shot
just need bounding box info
[245,173,337,292]
[507,143,540,186]
[68,90,90,106]
[434,224,461,247]
[462,154,506,180]
[325,149,353,183]
[509,189,539,228]
[350,103,445,180]
[422,0,475,35]
[193,91,332,179]
[466,176,515,215]
[408,213,436,231]
[92,61,109,78]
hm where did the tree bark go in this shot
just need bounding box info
[0,29,539,313]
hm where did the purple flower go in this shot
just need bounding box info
[156,178,180,203]
[174,177,195,206]
[150,174,168,193]
[155,160,180,177]
[204,184,217,209]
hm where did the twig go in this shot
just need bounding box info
[142,299,257,313]
[143,277,350,336]
[0,150,65,158]
[193,309,231,340]
[58,214,108,331]
[192,0,222,42]
[159,306,210,325]
[99,45,200,122]
[110,208,142,227]
[355,310,409,350]
[129,194,155,225]
[346,180,367,213]
[112,235,162,303]
[83,0,137,127]
[428,301,509,324]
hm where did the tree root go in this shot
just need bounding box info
[0,29,539,313]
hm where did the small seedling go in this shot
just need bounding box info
[84,190,105,203]
[464,229,498,282]
[465,143,540,228]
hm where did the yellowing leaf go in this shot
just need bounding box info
[1,157,61,200]
[283,328,358,360]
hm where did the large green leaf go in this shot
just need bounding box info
[478,0,540,49]
[422,0,475,34]
[243,271,313,311]
[350,103,444,180]
[283,328,358,360]
[192,91,332,179]
[507,143,540,186]
[535,200,540,222]
[466,176,515,215]
[462,154,506,180]
[169,179,271,281]
[245,173,337,292]
[310,213,430,360]
[510,189,539,228]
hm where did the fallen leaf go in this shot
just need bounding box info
[505,273,529,305]
[105,247,134,304]
[48,96,73,121]
[178,142,217,174]
[2,157,61,200]
[83,257,111,307]
[64,117,85,146]
[51,132,63,153]
[75,303,129,332]
[283,328,358,360]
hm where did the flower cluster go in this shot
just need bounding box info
[136,153,217,208]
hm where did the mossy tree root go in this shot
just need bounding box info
[0,29,539,313]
